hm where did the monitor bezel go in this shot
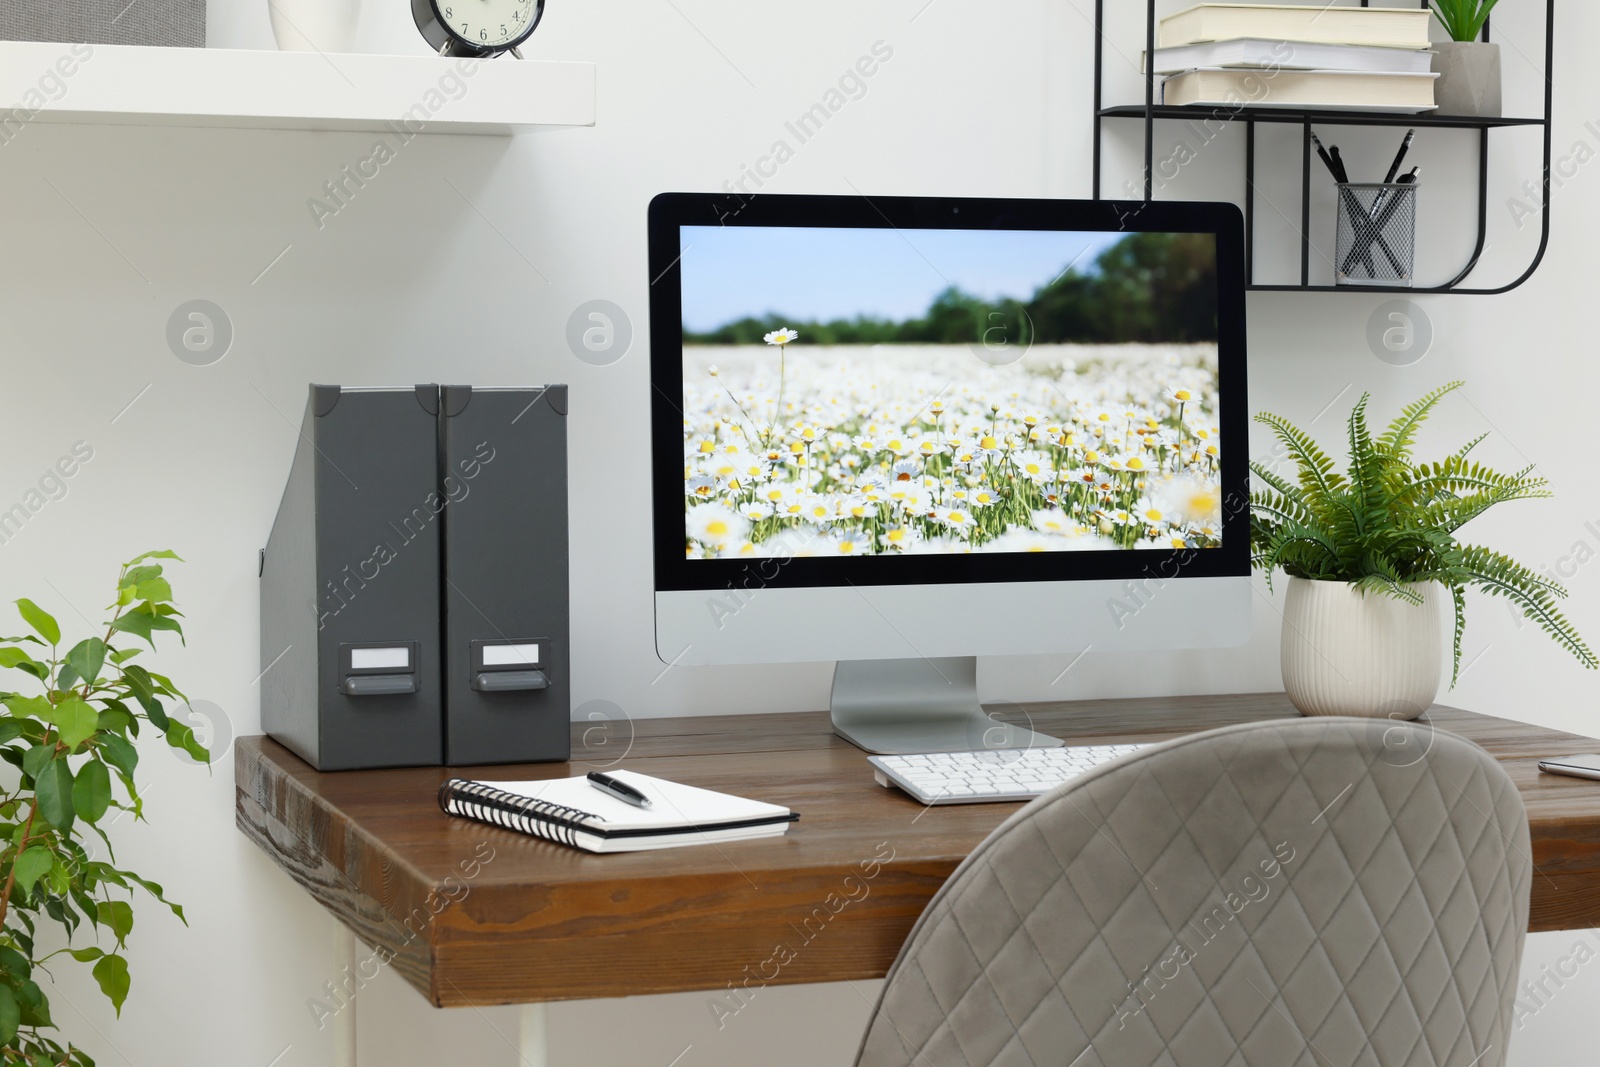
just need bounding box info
[648,192,1250,594]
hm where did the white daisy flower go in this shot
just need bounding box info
[831,532,869,555]
[687,504,750,549]
[889,458,921,482]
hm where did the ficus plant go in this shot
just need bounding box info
[1250,381,1597,685]
[0,552,207,1065]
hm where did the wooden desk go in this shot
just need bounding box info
[235,693,1600,1009]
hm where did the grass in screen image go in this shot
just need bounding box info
[678,227,1222,559]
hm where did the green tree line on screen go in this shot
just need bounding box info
[684,232,1218,347]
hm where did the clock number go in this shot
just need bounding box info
[443,5,451,14]
[500,23,507,35]
[480,28,488,40]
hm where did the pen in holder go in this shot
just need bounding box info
[1336,182,1417,286]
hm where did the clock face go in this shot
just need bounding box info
[436,0,540,48]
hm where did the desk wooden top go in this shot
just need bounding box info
[235,694,1600,1008]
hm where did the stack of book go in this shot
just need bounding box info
[1148,3,1438,113]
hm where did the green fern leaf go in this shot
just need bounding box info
[1376,380,1464,459]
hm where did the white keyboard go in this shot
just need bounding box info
[869,744,1148,805]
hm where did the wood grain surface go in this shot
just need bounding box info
[234,693,1600,1007]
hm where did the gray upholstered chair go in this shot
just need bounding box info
[855,716,1531,1067]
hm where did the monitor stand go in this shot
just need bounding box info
[829,657,1064,755]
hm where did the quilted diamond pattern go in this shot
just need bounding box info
[854,717,1531,1067]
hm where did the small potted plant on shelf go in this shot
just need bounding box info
[1431,0,1502,117]
[0,552,207,1063]
[1251,382,1594,719]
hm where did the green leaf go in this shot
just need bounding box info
[107,647,141,665]
[1376,380,1463,459]
[63,638,107,690]
[124,871,185,924]
[0,984,18,1046]
[34,759,75,832]
[96,901,134,945]
[91,954,130,1016]
[98,732,138,781]
[0,946,29,981]
[67,947,104,963]
[46,894,77,934]
[96,703,135,735]
[12,846,53,894]
[124,549,182,567]
[13,599,59,646]
[163,722,210,764]
[121,565,162,588]
[17,980,50,1028]
[4,693,52,718]
[0,648,42,672]
[10,659,47,682]
[72,761,111,823]
[133,576,173,603]
[49,697,100,750]
[75,883,103,924]
[21,743,55,782]
[109,607,183,648]
[121,666,169,728]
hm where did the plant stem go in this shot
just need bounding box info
[0,802,39,931]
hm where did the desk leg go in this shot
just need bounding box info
[334,927,357,1067]
[518,1003,548,1066]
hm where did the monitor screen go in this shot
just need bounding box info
[676,224,1220,560]
[649,193,1248,595]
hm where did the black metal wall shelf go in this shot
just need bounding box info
[1090,0,1556,295]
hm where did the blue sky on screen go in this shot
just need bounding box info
[679,226,1130,334]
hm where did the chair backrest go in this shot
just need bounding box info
[855,716,1531,1067]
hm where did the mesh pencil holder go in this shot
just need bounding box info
[1335,182,1417,287]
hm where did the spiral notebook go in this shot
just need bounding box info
[437,769,799,853]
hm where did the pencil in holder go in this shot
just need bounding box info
[1335,182,1417,287]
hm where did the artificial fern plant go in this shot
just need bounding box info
[1250,381,1596,685]
[0,552,206,1064]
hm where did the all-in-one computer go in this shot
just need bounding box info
[649,193,1250,760]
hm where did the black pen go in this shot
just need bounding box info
[1367,166,1420,240]
[1382,129,1415,185]
[1309,132,1342,183]
[588,771,652,808]
[1327,144,1350,184]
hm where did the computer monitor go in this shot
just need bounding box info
[648,193,1250,753]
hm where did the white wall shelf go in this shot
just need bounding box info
[0,41,594,135]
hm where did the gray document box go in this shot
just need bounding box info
[260,383,571,770]
[260,385,445,770]
[439,386,571,765]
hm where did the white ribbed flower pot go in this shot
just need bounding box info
[1280,577,1444,720]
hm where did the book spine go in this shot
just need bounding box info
[438,778,596,848]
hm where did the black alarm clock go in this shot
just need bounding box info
[411,0,545,58]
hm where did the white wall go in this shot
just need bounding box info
[0,0,1595,1062]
